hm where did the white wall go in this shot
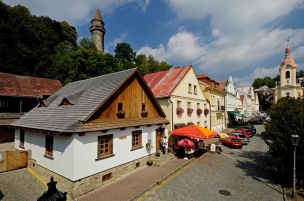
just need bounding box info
[15,126,165,181]
[15,129,75,179]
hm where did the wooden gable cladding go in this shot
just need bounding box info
[88,72,163,121]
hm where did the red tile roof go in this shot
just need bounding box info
[0,72,62,98]
[218,80,227,91]
[144,66,192,97]
[240,95,244,104]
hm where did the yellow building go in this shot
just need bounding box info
[197,74,226,132]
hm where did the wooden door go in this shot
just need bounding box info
[0,150,28,173]
[155,130,161,151]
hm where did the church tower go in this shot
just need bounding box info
[90,10,106,52]
[274,40,303,103]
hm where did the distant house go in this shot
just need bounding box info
[144,66,209,132]
[0,72,62,142]
[11,68,169,199]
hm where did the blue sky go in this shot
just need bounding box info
[4,0,304,87]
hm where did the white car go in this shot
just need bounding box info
[230,133,250,145]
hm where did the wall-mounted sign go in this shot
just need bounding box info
[119,135,127,140]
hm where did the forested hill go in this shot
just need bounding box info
[0,2,172,85]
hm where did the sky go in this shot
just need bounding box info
[3,0,304,87]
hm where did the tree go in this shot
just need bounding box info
[79,37,97,51]
[260,96,304,180]
[252,76,275,89]
[114,43,136,71]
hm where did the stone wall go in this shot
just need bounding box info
[27,150,158,200]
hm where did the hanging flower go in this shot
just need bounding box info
[187,108,193,114]
[141,111,148,117]
[117,110,125,118]
[197,108,203,115]
[176,108,184,115]
[204,109,209,115]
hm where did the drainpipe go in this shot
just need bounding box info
[19,99,22,114]
[168,97,173,131]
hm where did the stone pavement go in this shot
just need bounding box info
[76,156,194,201]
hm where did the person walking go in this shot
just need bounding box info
[162,136,168,154]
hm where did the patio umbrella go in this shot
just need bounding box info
[177,138,194,148]
[171,125,217,140]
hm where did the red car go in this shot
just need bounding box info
[234,129,253,138]
[219,136,243,148]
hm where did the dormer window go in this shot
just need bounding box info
[59,98,72,106]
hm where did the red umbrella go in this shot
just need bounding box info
[177,138,194,148]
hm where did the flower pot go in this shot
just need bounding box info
[147,160,153,166]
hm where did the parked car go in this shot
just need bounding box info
[219,136,243,148]
[230,133,250,145]
[234,129,253,138]
[247,118,263,125]
[240,126,256,135]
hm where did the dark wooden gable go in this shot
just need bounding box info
[87,70,166,121]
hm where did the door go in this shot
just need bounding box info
[155,129,161,151]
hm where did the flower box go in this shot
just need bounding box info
[141,111,148,117]
[197,108,203,115]
[204,109,209,115]
[176,108,184,115]
[187,108,193,114]
[117,111,125,118]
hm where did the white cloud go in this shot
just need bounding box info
[233,66,279,87]
[3,0,147,26]
[106,32,128,51]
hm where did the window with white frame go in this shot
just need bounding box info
[188,83,192,94]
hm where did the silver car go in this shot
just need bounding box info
[230,133,250,145]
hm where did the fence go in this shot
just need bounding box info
[0,150,28,172]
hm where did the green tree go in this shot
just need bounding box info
[252,76,275,89]
[261,96,304,180]
[79,37,97,51]
[114,43,136,71]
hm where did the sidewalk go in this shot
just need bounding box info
[76,156,194,201]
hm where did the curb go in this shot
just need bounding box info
[130,151,209,201]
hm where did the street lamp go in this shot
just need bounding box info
[291,134,300,198]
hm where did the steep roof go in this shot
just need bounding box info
[92,9,103,21]
[144,66,192,97]
[218,80,227,91]
[11,68,168,133]
[0,72,62,98]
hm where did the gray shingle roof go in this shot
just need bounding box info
[11,69,137,132]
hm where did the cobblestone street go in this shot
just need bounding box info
[141,125,285,201]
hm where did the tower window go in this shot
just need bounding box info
[286,71,290,79]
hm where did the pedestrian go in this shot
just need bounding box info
[162,135,168,154]
[160,135,164,154]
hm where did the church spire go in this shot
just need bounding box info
[285,37,290,57]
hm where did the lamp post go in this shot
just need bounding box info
[291,134,300,198]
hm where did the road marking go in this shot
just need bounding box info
[27,167,47,186]
[223,153,236,160]
[230,149,242,153]
[137,152,208,201]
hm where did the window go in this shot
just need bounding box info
[0,100,8,107]
[197,122,200,126]
[142,104,146,112]
[118,102,123,112]
[197,103,200,109]
[177,101,181,108]
[45,135,54,157]
[286,71,290,79]
[20,130,24,147]
[188,83,192,93]
[194,85,197,94]
[98,135,113,158]
[187,102,191,109]
[132,130,142,149]
[102,173,112,182]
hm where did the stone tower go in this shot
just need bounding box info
[90,10,106,52]
[274,40,303,103]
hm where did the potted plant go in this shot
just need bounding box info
[167,147,172,153]
[176,108,184,115]
[117,110,125,118]
[147,159,153,166]
[204,109,209,115]
[197,108,203,115]
[146,140,153,151]
[141,111,148,117]
[155,150,161,157]
[187,108,193,114]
